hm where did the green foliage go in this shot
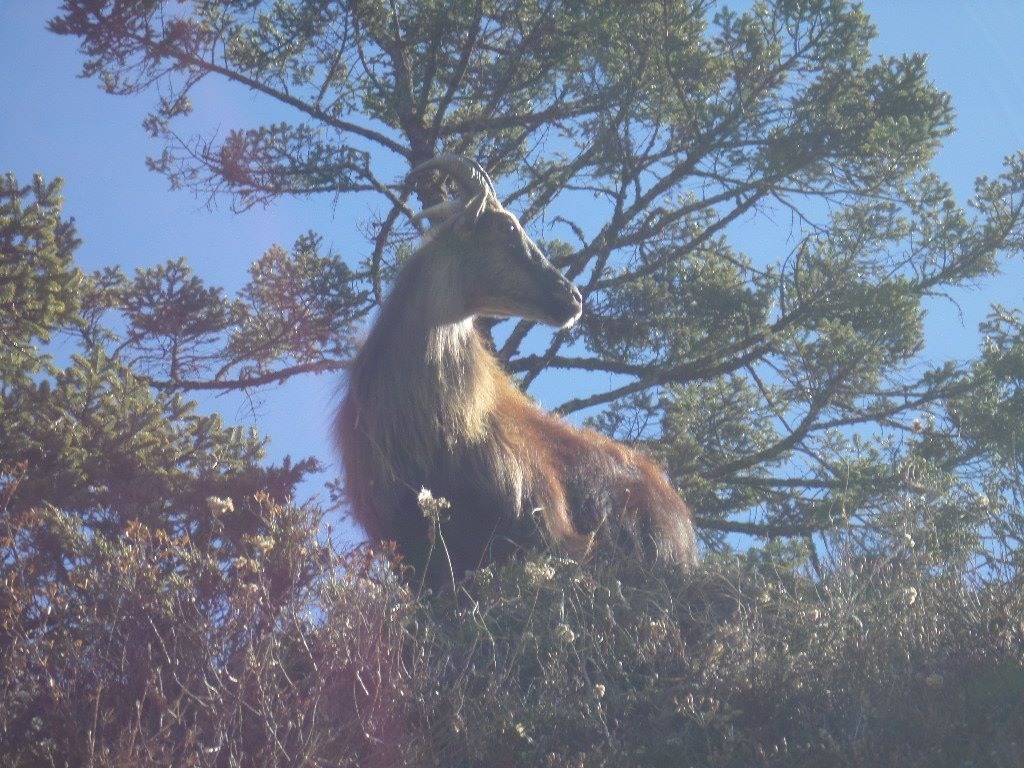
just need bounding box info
[0,173,81,378]
[45,0,1024,554]
[0,173,319,588]
[82,234,368,388]
[230,232,369,374]
[0,178,330,760]
[9,1,1024,758]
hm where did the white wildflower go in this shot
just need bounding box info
[417,487,451,521]
[206,495,234,516]
[524,560,556,585]
[555,623,576,644]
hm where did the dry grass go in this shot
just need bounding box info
[2,502,1022,766]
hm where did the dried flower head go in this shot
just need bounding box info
[524,560,556,585]
[206,496,234,516]
[555,623,576,644]
[417,487,451,522]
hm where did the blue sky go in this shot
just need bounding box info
[3,2,1024,534]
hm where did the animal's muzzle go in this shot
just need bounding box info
[554,282,584,328]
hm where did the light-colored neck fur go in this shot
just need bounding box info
[348,242,505,476]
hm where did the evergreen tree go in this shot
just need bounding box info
[1,173,317,584]
[1,175,329,763]
[46,0,1024,569]
[2,4,1024,762]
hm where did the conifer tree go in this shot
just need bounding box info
[45,0,1024,569]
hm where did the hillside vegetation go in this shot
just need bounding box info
[3,497,1021,767]
[7,1,1024,762]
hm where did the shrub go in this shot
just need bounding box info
[3,500,1022,766]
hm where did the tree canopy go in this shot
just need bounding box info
[3,1,1024,763]
[0,1,1009,570]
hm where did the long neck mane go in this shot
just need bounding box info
[347,245,508,470]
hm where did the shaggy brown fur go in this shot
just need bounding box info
[335,158,697,584]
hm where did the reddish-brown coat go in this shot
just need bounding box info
[336,317,697,584]
[335,158,697,584]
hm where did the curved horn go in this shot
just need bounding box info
[407,154,497,203]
